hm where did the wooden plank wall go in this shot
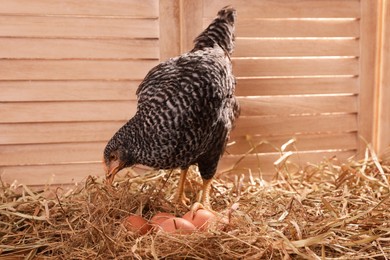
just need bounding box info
[190,0,373,178]
[0,0,160,185]
[377,0,390,156]
[0,0,385,185]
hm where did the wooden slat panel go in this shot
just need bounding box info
[232,114,358,137]
[0,163,104,185]
[226,132,358,155]
[204,19,360,37]
[0,122,125,145]
[238,95,357,116]
[218,150,357,178]
[0,38,159,59]
[232,58,358,77]
[377,1,390,154]
[235,77,359,96]
[236,19,360,38]
[0,16,158,38]
[0,142,106,166]
[0,81,139,102]
[181,0,203,52]
[159,0,181,60]
[0,101,136,123]
[0,0,158,17]
[234,38,359,57]
[0,127,357,159]
[1,103,357,139]
[358,0,379,155]
[0,150,357,185]
[0,60,158,80]
[203,0,360,18]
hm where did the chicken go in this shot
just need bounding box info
[103,6,239,210]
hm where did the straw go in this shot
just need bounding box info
[0,146,389,259]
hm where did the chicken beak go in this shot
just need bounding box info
[105,159,122,185]
[105,166,120,185]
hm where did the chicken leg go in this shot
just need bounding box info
[175,168,191,207]
[199,178,213,210]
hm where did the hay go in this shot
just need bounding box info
[1,149,390,259]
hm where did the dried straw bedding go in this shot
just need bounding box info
[1,146,390,259]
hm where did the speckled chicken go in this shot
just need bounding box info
[103,6,239,209]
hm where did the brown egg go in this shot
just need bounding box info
[150,212,175,226]
[183,209,215,231]
[123,215,151,235]
[159,217,196,234]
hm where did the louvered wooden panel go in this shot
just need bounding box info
[1,81,140,102]
[1,143,106,166]
[0,122,126,145]
[205,19,360,38]
[235,38,359,57]
[0,101,137,123]
[195,0,373,178]
[0,0,161,185]
[0,16,158,38]
[0,39,159,59]
[203,0,360,18]
[219,150,356,178]
[0,60,158,80]
[0,0,159,17]
[0,0,383,186]
[236,77,359,96]
[377,1,390,155]
[226,133,358,155]
[2,164,104,186]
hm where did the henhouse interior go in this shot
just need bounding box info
[1,0,390,258]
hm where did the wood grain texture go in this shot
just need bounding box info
[0,142,106,166]
[235,77,359,96]
[218,150,357,178]
[0,101,136,123]
[159,0,181,61]
[358,0,379,155]
[0,60,158,80]
[226,132,358,155]
[181,0,203,52]
[0,0,159,17]
[232,58,358,77]
[0,163,104,186]
[0,81,140,102]
[206,19,360,37]
[0,38,159,59]
[232,114,358,137]
[203,0,360,18]
[377,0,390,155]
[234,38,359,57]
[0,121,125,145]
[238,95,358,116]
[0,16,158,38]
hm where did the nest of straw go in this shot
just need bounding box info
[1,148,390,259]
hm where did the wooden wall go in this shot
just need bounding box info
[0,0,160,185]
[0,0,388,185]
[377,0,390,156]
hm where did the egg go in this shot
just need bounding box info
[183,209,215,231]
[150,212,175,226]
[123,215,151,235]
[159,217,196,234]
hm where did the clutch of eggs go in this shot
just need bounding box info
[123,208,229,235]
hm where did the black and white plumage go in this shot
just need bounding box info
[103,6,239,209]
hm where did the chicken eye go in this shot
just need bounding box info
[110,154,117,161]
